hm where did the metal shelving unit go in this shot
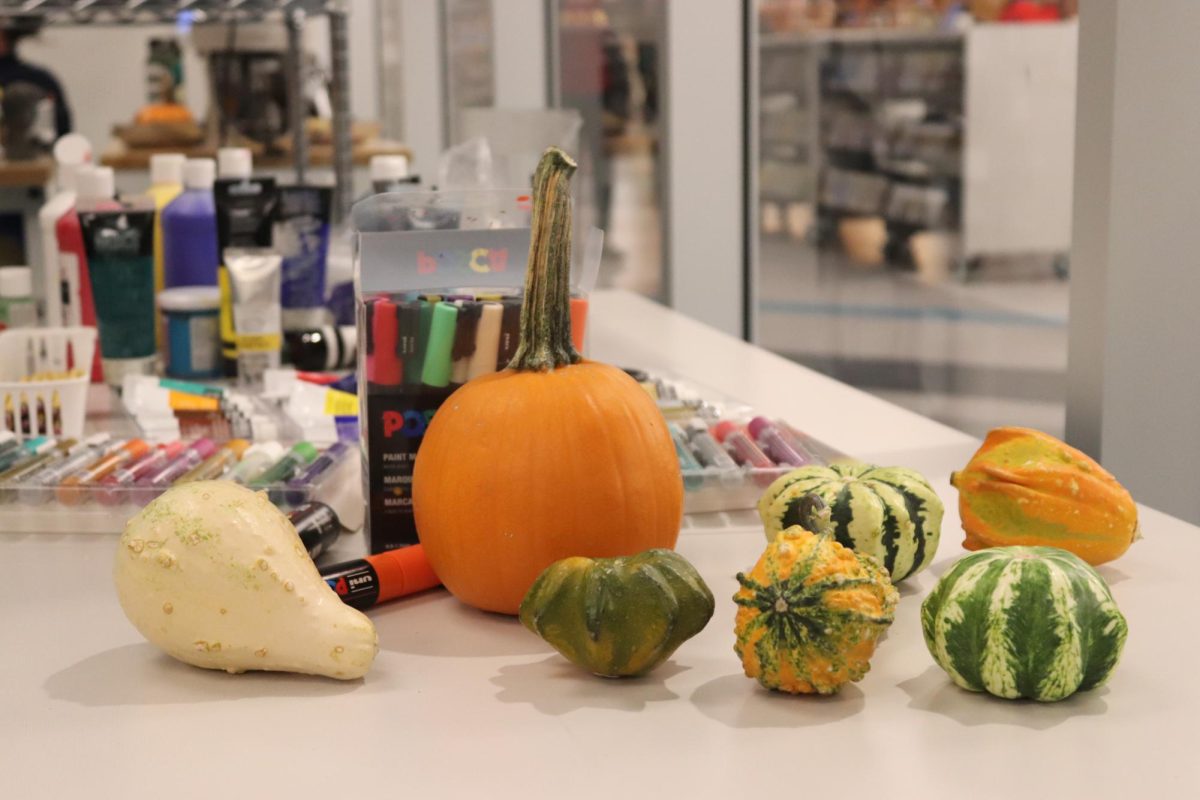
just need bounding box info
[0,0,356,221]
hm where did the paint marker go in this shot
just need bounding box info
[712,421,774,469]
[570,296,588,352]
[287,501,345,560]
[284,441,351,506]
[668,423,705,491]
[17,435,119,503]
[404,299,434,386]
[141,438,219,488]
[371,298,402,385]
[248,441,319,488]
[319,544,441,611]
[779,421,846,464]
[56,439,152,505]
[496,297,522,370]
[747,417,813,467]
[176,439,250,483]
[0,432,21,463]
[0,437,76,482]
[394,300,420,384]
[685,422,737,469]
[363,298,377,382]
[0,436,57,471]
[450,301,481,384]
[97,441,187,505]
[420,302,457,387]
[228,441,285,484]
[467,302,503,379]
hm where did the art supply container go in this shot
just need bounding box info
[159,287,221,379]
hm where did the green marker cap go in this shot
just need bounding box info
[421,302,458,388]
[291,441,319,464]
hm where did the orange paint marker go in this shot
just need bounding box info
[570,296,588,352]
[319,545,441,610]
[56,438,151,505]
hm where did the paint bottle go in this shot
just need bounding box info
[147,153,185,349]
[78,177,158,386]
[39,133,91,328]
[158,286,221,379]
[215,148,277,378]
[0,267,37,329]
[283,324,357,372]
[369,154,420,194]
[162,158,218,288]
[56,164,112,382]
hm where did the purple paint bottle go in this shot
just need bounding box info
[161,158,219,287]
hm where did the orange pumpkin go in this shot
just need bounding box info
[951,427,1139,565]
[412,148,683,615]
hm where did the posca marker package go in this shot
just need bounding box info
[353,189,600,553]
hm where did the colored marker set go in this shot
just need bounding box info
[353,187,602,554]
[359,288,589,553]
[0,431,353,533]
[626,369,848,513]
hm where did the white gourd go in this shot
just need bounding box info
[113,481,378,680]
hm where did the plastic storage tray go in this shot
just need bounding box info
[0,439,358,534]
[0,327,96,442]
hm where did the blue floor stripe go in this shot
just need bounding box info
[758,300,1067,328]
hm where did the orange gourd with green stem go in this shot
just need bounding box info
[412,147,683,615]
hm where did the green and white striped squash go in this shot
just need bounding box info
[758,463,942,582]
[921,546,1128,702]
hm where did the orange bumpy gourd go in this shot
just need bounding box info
[951,427,1139,565]
[412,148,683,615]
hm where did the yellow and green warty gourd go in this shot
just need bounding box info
[519,549,714,677]
[736,496,898,694]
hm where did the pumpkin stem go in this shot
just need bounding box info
[509,147,581,372]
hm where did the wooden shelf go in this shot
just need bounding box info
[100,139,412,171]
[0,158,54,188]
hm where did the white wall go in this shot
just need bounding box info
[664,0,744,337]
[492,0,547,109]
[1068,0,1200,523]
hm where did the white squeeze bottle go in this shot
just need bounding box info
[38,133,92,326]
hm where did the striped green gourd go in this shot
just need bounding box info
[758,463,942,582]
[921,546,1128,702]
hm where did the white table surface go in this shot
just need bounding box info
[3,290,1196,798]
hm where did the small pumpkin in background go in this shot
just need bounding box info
[413,148,683,615]
[758,462,942,582]
[951,427,1138,565]
[520,549,714,678]
[735,496,898,695]
[922,546,1128,702]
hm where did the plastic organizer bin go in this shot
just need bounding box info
[0,437,359,534]
[632,368,848,515]
[0,327,96,442]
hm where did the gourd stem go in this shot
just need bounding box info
[509,147,581,372]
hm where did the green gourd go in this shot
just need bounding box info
[519,549,715,677]
[921,546,1128,702]
[758,463,942,582]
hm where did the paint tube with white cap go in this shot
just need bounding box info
[224,247,282,387]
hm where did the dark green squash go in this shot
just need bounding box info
[519,549,715,677]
